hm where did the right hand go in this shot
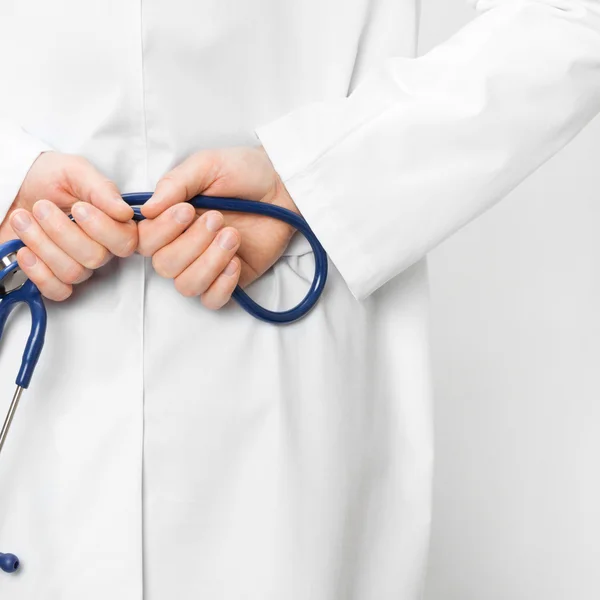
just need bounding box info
[0,151,137,301]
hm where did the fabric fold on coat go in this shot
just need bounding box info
[0,119,52,221]
[257,0,600,300]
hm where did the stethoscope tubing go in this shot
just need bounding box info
[0,193,328,325]
[0,192,328,574]
[122,192,328,324]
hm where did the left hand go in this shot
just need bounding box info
[138,146,300,309]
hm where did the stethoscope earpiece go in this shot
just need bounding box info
[0,552,20,573]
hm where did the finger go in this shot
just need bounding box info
[141,151,220,219]
[173,227,240,297]
[137,202,196,257]
[32,200,108,272]
[71,202,138,258]
[10,209,91,284]
[65,156,133,222]
[151,211,224,279]
[142,148,280,221]
[200,258,241,310]
[16,247,72,302]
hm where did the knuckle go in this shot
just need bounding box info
[48,284,72,303]
[103,177,120,195]
[68,155,90,173]
[159,174,188,202]
[159,174,180,191]
[151,252,173,278]
[86,188,102,208]
[201,293,225,311]
[199,150,222,179]
[114,230,138,258]
[48,179,67,198]
[89,178,119,207]
[51,216,69,237]
[83,249,109,270]
[73,269,93,285]
[56,288,73,302]
[66,154,83,166]
[70,154,88,165]
[137,245,152,258]
[61,263,86,285]
[174,276,199,298]
[136,230,152,257]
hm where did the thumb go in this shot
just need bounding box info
[141,151,219,219]
[66,156,133,222]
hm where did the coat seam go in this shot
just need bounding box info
[138,1,148,599]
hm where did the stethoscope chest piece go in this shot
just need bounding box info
[0,252,27,297]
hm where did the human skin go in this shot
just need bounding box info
[137,146,300,309]
[1,146,299,308]
[0,151,138,301]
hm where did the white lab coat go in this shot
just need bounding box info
[0,0,599,598]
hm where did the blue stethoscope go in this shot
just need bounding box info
[0,192,328,574]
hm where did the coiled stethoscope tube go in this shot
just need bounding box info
[123,193,328,323]
[0,193,329,573]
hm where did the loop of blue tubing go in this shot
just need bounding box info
[0,193,328,573]
[0,193,328,325]
[123,192,328,324]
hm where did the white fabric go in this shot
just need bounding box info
[0,1,598,599]
[0,119,52,215]
[258,0,600,299]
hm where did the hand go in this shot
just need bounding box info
[0,151,137,301]
[138,146,300,310]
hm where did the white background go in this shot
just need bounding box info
[420,2,600,599]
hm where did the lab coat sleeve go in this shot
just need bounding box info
[0,119,53,224]
[256,0,600,300]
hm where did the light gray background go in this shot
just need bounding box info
[420,3,600,599]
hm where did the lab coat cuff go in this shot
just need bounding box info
[0,126,53,224]
[258,124,373,301]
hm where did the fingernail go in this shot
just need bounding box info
[218,229,238,251]
[205,212,223,233]
[33,200,51,220]
[224,260,238,276]
[12,211,32,232]
[72,203,90,222]
[20,250,37,267]
[173,205,194,225]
